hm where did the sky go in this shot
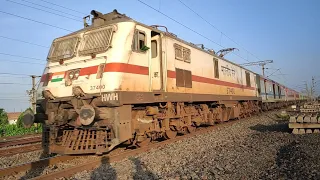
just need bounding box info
[0,0,319,112]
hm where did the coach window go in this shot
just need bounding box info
[214,58,219,79]
[151,40,157,58]
[245,71,251,87]
[132,30,147,52]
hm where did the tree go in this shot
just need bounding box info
[0,108,8,125]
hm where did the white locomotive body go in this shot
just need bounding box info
[22,10,303,155]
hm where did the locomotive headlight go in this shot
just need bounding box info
[74,70,80,79]
[68,71,74,79]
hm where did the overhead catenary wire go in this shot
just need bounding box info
[266,68,280,78]
[5,0,82,22]
[0,98,30,101]
[136,0,250,63]
[177,0,261,62]
[0,35,49,48]
[38,0,87,15]
[176,0,292,86]
[0,95,29,98]
[0,10,73,32]
[0,94,29,98]
[0,92,29,94]
[0,52,44,61]
[0,75,34,78]
[0,59,45,65]
[0,82,32,85]
[2,1,296,91]
[164,0,296,89]
[0,72,32,76]
[20,0,83,19]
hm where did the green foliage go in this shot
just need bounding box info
[140,45,150,51]
[0,108,8,125]
[0,124,42,137]
[0,107,40,137]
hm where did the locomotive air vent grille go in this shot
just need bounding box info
[79,26,114,56]
[48,36,79,61]
[173,43,191,63]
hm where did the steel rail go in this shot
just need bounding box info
[0,136,42,148]
[0,155,79,177]
[0,133,41,142]
[0,144,42,157]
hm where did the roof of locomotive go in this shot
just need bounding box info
[55,9,257,74]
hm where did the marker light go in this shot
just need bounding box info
[68,71,74,79]
[74,70,80,79]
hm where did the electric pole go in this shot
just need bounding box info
[28,75,41,113]
[303,81,310,100]
[311,76,315,101]
[240,60,274,100]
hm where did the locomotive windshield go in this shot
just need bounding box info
[47,35,79,61]
[47,25,115,61]
[78,26,114,56]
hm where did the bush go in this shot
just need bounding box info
[0,108,8,125]
[0,124,42,137]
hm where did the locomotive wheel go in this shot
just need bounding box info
[165,130,177,139]
[137,137,151,147]
[187,126,196,133]
[180,127,189,135]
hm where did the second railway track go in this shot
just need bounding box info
[0,134,42,157]
[0,144,42,157]
[0,136,42,148]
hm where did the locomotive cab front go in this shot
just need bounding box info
[22,9,162,155]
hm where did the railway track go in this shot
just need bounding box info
[0,114,257,180]
[0,144,42,157]
[0,133,41,141]
[0,155,79,178]
[0,134,42,157]
[0,136,42,148]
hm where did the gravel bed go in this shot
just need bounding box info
[2,147,127,180]
[68,110,320,180]
[0,148,52,169]
[3,155,101,180]
[3,109,320,180]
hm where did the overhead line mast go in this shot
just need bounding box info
[239,60,274,77]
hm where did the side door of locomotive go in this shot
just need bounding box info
[150,32,163,91]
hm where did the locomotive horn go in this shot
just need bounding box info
[21,109,35,128]
[91,10,105,19]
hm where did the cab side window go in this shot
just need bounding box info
[132,30,146,52]
[245,71,251,87]
[151,40,157,58]
[213,58,219,79]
